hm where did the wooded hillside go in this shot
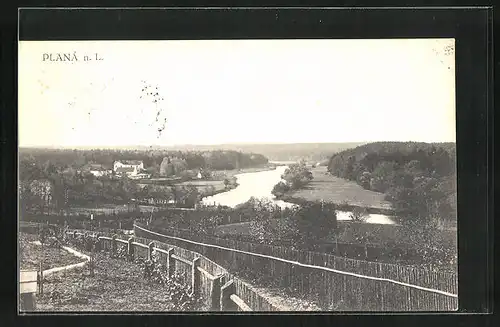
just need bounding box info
[327,142,456,226]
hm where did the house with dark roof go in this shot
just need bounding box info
[81,163,112,177]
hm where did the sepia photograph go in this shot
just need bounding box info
[18,38,458,312]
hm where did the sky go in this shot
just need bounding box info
[18,39,456,147]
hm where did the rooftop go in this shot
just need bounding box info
[116,160,143,165]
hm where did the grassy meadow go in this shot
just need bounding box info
[282,166,393,211]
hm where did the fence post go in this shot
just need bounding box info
[220,280,235,311]
[211,274,223,311]
[148,242,155,261]
[191,257,200,296]
[166,248,175,278]
[127,237,134,262]
[95,233,101,252]
[89,253,95,277]
[112,235,117,254]
[73,230,77,239]
[38,262,43,296]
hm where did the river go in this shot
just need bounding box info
[202,166,295,209]
[202,164,396,225]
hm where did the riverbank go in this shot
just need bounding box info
[176,164,277,199]
[210,164,278,180]
[274,166,395,215]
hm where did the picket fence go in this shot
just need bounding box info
[134,223,458,311]
[65,229,279,311]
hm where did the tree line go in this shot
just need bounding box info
[18,148,266,214]
[19,148,268,174]
[327,142,457,226]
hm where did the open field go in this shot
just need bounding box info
[282,166,393,211]
[19,233,83,271]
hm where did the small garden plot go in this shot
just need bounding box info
[36,253,203,312]
[19,233,83,271]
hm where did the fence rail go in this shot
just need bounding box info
[144,224,457,290]
[65,229,273,311]
[134,223,458,311]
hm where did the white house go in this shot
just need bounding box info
[115,166,139,177]
[113,160,144,172]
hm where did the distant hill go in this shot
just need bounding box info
[155,142,367,162]
[20,142,366,162]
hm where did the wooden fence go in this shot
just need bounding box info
[65,229,278,311]
[134,223,458,311]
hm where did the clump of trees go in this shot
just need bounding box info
[327,142,457,226]
[271,161,313,197]
[223,176,238,190]
[248,201,338,250]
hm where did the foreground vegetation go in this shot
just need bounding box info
[20,231,203,312]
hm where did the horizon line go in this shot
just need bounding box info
[19,140,456,149]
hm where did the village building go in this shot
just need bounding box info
[115,166,139,177]
[128,172,152,180]
[78,163,112,177]
[113,160,145,177]
[113,160,144,172]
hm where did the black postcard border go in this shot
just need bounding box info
[1,6,494,326]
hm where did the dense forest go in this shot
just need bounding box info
[327,142,457,226]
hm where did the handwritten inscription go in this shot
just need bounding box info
[42,52,103,62]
